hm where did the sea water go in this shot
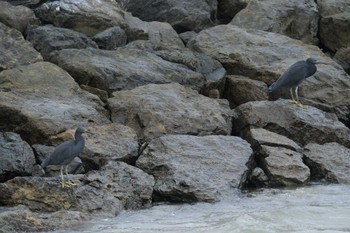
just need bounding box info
[53,184,350,233]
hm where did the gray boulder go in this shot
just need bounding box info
[82,124,139,166]
[224,75,268,108]
[0,132,35,182]
[136,135,253,202]
[319,13,350,52]
[0,161,154,215]
[0,62,110,144]
[92,26,127,50]
[108,83,232,141]
[303,142,350,184]
[0,1,40,34]
[230,0,319,44]
[0,22,42,71]
[126,0,217,32]
[49,48,205,93]
[233,99,350,147]
[317,0,350,16]
[334,47,350,74]
[258,146,310,187]
[26,24,98,60]
[34,0,126,36]
[189,24,350,122]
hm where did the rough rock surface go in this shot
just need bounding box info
[82,124,139,167]
[189,24,350,121]
[319,13,350,52]
[0,22,42,71]
[0,1,40,34]
[0,132,35,182]
[258,146,310,187]
[0,161,154,215]
[0,62,110,144]
[224,75,268,108]
[233,99,350,147]
[126,0,217,32]
[136,135,253,202]
[108,83,232,141]
[34,0,126,36]
[303,143,350,184]
[49,48,205,93]
[92,26,127,50]
[334,47,350,74]
[317,0,350,16]
[26,24,98,60]
[230,0,319,44]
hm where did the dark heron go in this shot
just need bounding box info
[41,127,85,187]
[268,57,326,107]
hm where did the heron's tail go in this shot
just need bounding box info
[268,83,276,93]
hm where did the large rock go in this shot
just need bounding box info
[108,83,232,141]
[303,142,350,184]
[0,1,40,34]
[82,124,139,166]
[243,128,308,187]
[0,161,154,215]
[233,99,350,147]
[92,26,127,50]
[230,0,319,44]
[49,48,205,93]
[0,132,35,182]
[258,146,310,187]
[26,24,98,60]
[334,47,350,74]
[317,0,350,16]
[0,62,110,144]
[0,22,42,71]
[224,75,268,108]
[319,13,350,52]
[34,0,126,36]
[189,25,350,122]
[126,0,217,32]
[136,135,253,202]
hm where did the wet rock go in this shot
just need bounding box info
[0,22,42,71]
[224,75,269,108]
[108,83,232,141]
[0,176,123,216]
[333,47,350,74]
[258,146,310,187]
[49,48,205,93]
[303,143,350,184]
[233,99,350,147]
[0,62,110,144]
[248,167,269,188]
[92,26,127,50]
[26,24,98,60]
[189,24,350,122]
[230,0,319,44]
[0,132,35,182]
[0,1,40,34]
[217,0,247,24]
[136,135,253,202]
[85,161,155,209]
[319,13,350,52]
[82,124,139,167]
[126,0,217,32]
[34,0,126,36]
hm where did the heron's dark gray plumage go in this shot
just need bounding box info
[268,57,324,106]
[41,127,85,187]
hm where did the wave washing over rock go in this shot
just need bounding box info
[0,0,350,231]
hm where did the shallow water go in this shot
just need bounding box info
[54,184,350,233]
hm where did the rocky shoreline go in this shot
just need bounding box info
[0,0,350,232]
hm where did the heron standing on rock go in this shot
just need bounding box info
[268,57,327,107]
[41,127,85,188]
